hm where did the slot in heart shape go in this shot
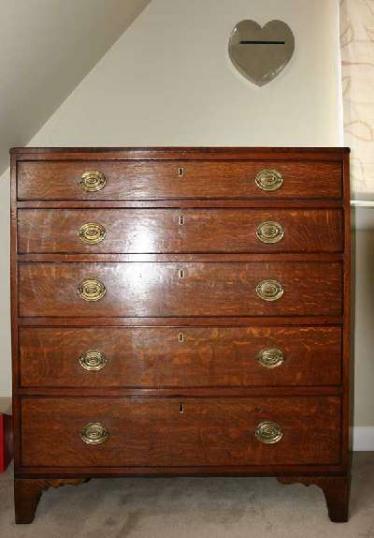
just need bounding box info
[229,20,295,86]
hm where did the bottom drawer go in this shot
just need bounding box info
[20,397,341,468]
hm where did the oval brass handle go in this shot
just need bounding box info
[255,169,283,192]
[257,348,285,369]
[80,170,107,192]
[79,350,107,371]
[80,422,109,445]
[256,280,284,302]
[78,278,106,302]
[79,223,106,245]
[256,221,284,244]
[255,421,283,444]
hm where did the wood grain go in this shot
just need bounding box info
[19,326,342,388]
[17,159,342,201]
[18,208,343,254]
[18,261,343,318]
[20,396,342,468]
[11,147,351,524]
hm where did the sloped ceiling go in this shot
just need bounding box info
[0,0,151,173]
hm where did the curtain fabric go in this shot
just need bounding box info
[340,0,374,196]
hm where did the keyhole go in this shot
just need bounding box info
[177,167,184,177]
[179,402,184,414]
[178,269,184,279]
[179,215,184,225]
[178,332,185,343]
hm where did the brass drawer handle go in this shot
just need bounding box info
[256,221,284,244]
[80,170,107,192]
[255,421,283,444]
[79,350,107,371]
[255,169,283,192]
[78,278,106,302]
[79,223,106,245]
[257,348,284,369]
[256,280,284,302]
[80,422,109,445]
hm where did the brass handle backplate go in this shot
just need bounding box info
[79,223,106,245]
[257,348,285,369]
[80,422,109,445]
[80,170,107,192]
[78,278,106,302]
[255,421,283,444]
[256,280,284,302]
[255,169,283,192]
[79,350,107,371]
[256,221,284,244]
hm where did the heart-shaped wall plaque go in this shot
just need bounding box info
[229,20,295,86]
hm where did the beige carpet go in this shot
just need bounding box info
[0,453,373,537]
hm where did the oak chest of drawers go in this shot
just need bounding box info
[10,147,351,523]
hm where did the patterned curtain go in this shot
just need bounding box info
[340,0,374,196]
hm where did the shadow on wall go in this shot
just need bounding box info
[353,209,374,426]
[0,172,11,398]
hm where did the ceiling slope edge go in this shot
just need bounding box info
[0,0,152,176]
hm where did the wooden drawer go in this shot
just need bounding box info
[17,160,342,200]
[19,326,342,388]
[18,209,343,254]
[20,397,341,467]
[18,262,342,318]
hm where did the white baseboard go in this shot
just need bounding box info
[353,427,374,451]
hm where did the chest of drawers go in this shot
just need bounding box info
[10,147,351,523]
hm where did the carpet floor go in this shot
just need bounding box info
[0,453,373,538]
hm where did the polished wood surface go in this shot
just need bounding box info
[19,326,342,388]
[18,261,343,317]
[11,147,351,523]
[21,397,341,467]
[18,208,343,254]
[17,159,342,201]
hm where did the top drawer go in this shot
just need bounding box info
[17,160,343,201]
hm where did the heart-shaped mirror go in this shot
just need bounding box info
[229,20,295,86]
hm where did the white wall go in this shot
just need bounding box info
[29,0,342,148]
[0,0,343,397]
[0,0,151,174]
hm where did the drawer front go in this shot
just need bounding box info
[17,160,342,200]
[20,397,341,467]
[19,326,342,388]
[18,209,343,254]
[19,262,342,318]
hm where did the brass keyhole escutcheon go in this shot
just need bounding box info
[257,348,284,369]
[79,350,107,371]
[256,280,284,302]
[80,422,109,445]
[79,223,106,245]
[80,170,107,192]
[255,169,283,192]
[255,421,283,444]
[78,278,107,302]
[256,221,284,244]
